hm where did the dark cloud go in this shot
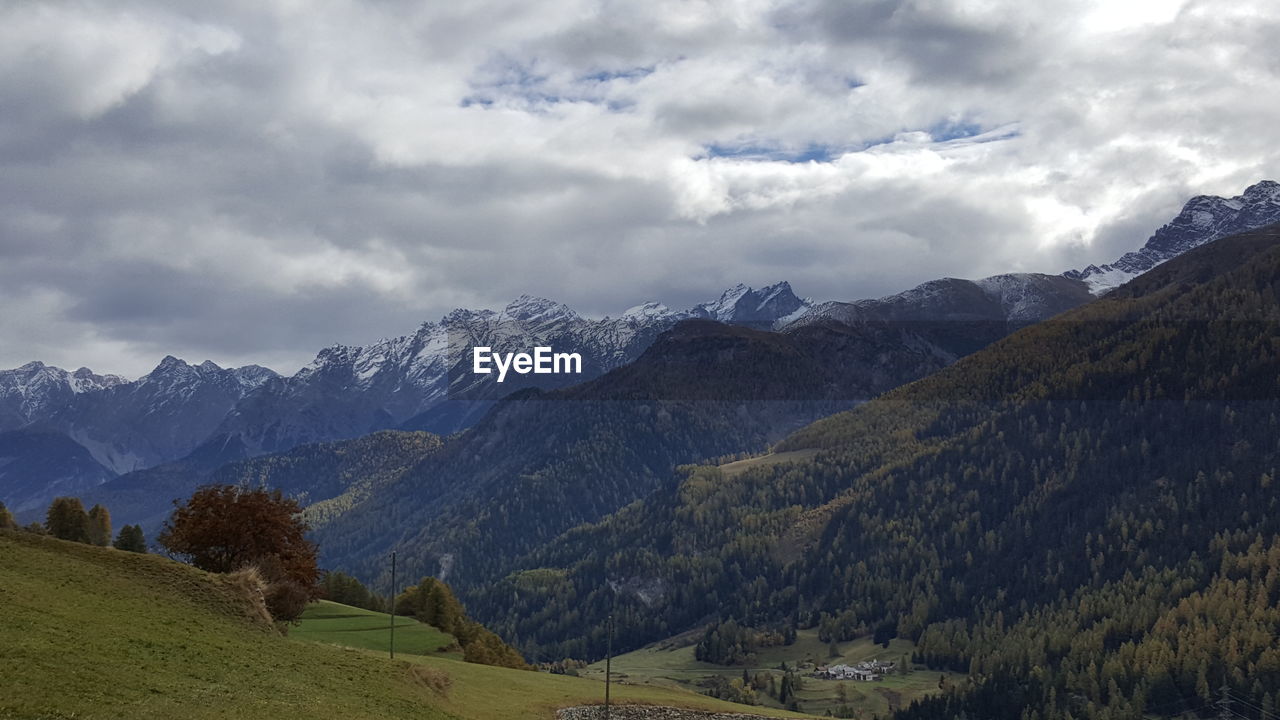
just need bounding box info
[0,0,1276,376]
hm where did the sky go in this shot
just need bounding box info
[1,0,1278,377]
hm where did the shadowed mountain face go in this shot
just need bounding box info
[46,357,279,475]
[0,428,115,513]
[306,306,1087,591]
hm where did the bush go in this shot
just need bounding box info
[160,485,320,622]
[252,554,313,623]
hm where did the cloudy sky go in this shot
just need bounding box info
[2,0,1277,377]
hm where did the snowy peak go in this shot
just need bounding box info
[620,301,677,321]
[1066,180,1280,293]
[138,356,277,392]
[0,361,125,428]
[229,365,279,392]
[691,281,811,327]
[70,367,126,394]
[500,295,581,325]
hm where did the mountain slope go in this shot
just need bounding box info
[0,529,811,719]
[466,221,1280,720]
[311,312,997,591]
[45,357,278,475]
[0,427,116,513]
[790,272,1093,333]
[80,430,444,533]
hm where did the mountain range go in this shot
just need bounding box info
[4,180,1280,521]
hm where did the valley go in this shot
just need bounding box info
[579,629,966,718]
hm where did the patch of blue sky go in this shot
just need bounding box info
[578,66,655,84]
[927,120,984,142]
[700,134,900,163]
[926,121,1021,144]
[462,61,649,111]
[702,143,838,163]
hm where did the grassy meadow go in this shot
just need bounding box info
[581,628,966,718]
[294,600,461,659]
[0,529,818,719]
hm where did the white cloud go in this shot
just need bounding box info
[0,0,1277,376]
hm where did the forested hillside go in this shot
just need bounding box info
[468,223,1280,719]
[79,431,443,533]
[313,313,1024,591]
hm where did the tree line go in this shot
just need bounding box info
[1,496,146,553]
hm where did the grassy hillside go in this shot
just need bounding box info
[294,600,460,658]
[0,530,817,719]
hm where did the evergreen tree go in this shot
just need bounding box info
[45,497,89,543]
[0,501,16,530]
[113,525,146,553]
[87,504,111,546]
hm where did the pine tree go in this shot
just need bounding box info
[45,497,90,543]
[0,501,16,530]
[113,525,146,553]
[87,504,111,546]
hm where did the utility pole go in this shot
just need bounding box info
[389,551,397,660]
[1216,686,1233,720]
[604,613,613,720]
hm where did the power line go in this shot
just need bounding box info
[1224,690,1280,720]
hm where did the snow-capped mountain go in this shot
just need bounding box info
[786,273,1093,331]
[0,362,126,431]
[45,357,278,474]
[211,283,813,456]
[691,282,812,327]
[1064,180,1280,292]
[786,180,1280,331]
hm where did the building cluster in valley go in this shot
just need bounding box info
[818,659,897,682]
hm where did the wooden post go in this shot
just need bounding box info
[389,551,397,660]
[604,614,613,720]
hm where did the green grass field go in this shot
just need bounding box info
[582,628,965,717]
[0,530,819,719]
[294,600,461,658]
